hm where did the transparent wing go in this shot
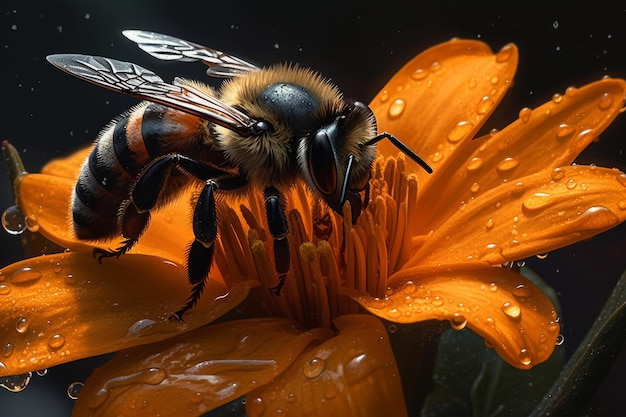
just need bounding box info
[122,30,260,78]
[46,54,255,135]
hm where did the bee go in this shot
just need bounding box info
[47,30,432,320]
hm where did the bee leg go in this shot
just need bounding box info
[171,180,218,321]
[264,186,290,295]
[93,202,149,263]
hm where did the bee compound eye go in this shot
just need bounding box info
[308,130,337,195]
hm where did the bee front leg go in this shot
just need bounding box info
[264,186,290,295]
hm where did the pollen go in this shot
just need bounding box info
[213,155,411,329]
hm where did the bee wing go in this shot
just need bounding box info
[122,30,259,78]
[46,54,255,135]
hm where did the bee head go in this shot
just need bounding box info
[299,100,378,223]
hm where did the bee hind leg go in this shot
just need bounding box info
[92,203,150,263]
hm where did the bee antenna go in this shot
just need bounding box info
[339,154,355,205]
[364,133,433,174]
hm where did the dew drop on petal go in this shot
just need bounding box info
[0,284,11,295]
[431,295,444,306]
[521,192,552,213]
[448,120,475,143]
[573,206,620,231]
[470,182,480,193]
[67,381,84,400]
[518,348,533,366]
[477,95,493,115]
[11,267,42,286]
[552,93,563,104]
[555,123,576,140]
[551,167,566,181]
[379,90,389,103]
[616,174,626,188]
[430,61,442,72]
[48,334,66,350]
[512,283,534,299]
[1,372,32,393]
[597,92,614,110]
[496,157,519,173]
[2,205,26,235]
[411,69,428,81]
[450,313,468,330]
[303,357,325,379]
[467,157,484,172]
[2,342,14,358]
[501,301,521,320]
[388,99,406,118]
[495,44,514,62]
[25,215,39,232]
[15,317,29,334]
[566,178,577,189]
[518,107,532,122]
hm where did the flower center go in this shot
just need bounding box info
[213,155,416,329]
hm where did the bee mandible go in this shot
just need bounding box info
[46,30,432,320]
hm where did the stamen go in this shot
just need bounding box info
[299,242,332,329]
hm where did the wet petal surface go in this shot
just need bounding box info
[0,252,257,376]
[370,39,518,185]
[412,166,626,266]
[246,315,407,417]
[355,264,559,369]
[73,318,332,417]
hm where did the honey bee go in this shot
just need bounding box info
[47,30,432,320]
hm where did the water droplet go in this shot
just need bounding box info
[501,301,521,320]
[555,123,576,140]
[64,273,76,285]
[430,151,443,163]
[411,69,428,81]
[1,372,32,392]
[616,174,626,188]
[597,92,613,110]
[467,157,484,172]
[0,284,11,295]
[448,120,475,143]
[555,334,565,346]
[470,182,480,193]
[522,192,552,213]
[430,61,442,72]
[2,205,26,235]
[490,76,499,85]
[512,284,534,299]
[379,90,389,103]
[25,215,39,232]
[479,243,503,263]
[48,334,66,350]
[477,95,493,115]
[536,253,549,260]
[495,44,514,62]
[489,282,498,292]
[518,107,532,123]
[36,369,48,377]
[125,319,157,338]
[431,295,444,306]
[551,167,565,181]
[450,313,467,330]
[486,218,495,229]
[496,157,519,173]
[2,343,14,358]
[11,267,42,286]
[344,353,377,385]
[552,93,563,104]
[67,381,84,400]
[518,348,533,366]
[573,206,620,231]
[388,99,406,118]
[618,200,626,210]
[566,178,577,189]
[16,317,29,333]
[468,78,477,88]
[387,323,397,334]
[303,357,325,379]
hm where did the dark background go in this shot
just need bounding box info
[1,1,625,415]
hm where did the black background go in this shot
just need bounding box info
[1,1,625,415]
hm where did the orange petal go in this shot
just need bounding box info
[41,146,91,179]
[72,318,333,417]
[0,252,258,376]
[246,315,407,417]
[414,78,626,234]
[354,264,559,369]
[16,173,195,263]
[412,165,626,266]
[370,39,517,185]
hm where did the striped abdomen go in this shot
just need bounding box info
[71,102,219,241]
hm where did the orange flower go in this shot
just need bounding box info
[2,38,626,416]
